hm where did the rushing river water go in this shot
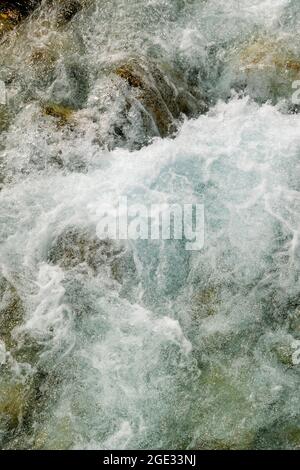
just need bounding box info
[0,0,300,449]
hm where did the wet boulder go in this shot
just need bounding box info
[91,57,208,150]
[223,36,300,106]
[0,1,41,36]
[47,227,124,272]
[55,0,82,27]
[0,1,41,16]
[47,226,139,300]
[0,274,32,446]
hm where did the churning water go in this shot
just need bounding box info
[0,0,300,449]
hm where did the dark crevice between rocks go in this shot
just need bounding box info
[0,1,41,36]
[0,1,84,38]
[0,272,63,449]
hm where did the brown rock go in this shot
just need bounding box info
[47,226,124,272]
[55,0,82,27]
[115,59,208,138]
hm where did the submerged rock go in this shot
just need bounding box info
[114,58,208,140]
[191,286,220,319]
[42,102,75,126]
[55,0,82,27]
[254,416,300,450]
[0,1,41,16]
[47,226,139,300]
[0,364,64,449]
[0,274,24,351]
[47,227,124,272]
[191,363,258,450]
[0,274,34,445]
[0,105,10,132]
[0,2,206,154]
[224,36,300,105]
[0,1,41,36]
[0,271,65,448]
[0,273,41,364]
[32,415,76,449]
[89,57,208,150]
[0,9,20,35]
[0,380,30,432]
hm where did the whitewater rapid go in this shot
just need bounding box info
[0,0,300,449]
